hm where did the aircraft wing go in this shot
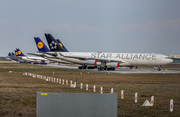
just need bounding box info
[62,55,125,63]
[27,53,44,57]
[38,51,58,56]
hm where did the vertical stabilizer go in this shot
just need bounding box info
[15,48,26,56]
[56,39,69,52]
[34,37,50,52]
[45,33,68,52]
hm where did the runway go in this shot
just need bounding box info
[44,64,180,74]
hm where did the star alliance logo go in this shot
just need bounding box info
[50,41,57,50]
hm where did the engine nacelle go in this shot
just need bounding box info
[44,60,51,64]
[106,62,120,68]
[83,60,97,67]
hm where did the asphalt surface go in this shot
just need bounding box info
[44,64,180,74]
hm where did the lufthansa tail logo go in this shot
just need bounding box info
[37,42,43,49]
[18,51,21,55]
[16,52,18,55]
[59,43,63,48]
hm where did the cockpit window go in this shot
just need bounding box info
[165,57,170,59]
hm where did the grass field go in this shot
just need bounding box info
[0,62,180,117]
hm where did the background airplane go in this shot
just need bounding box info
[15,48,51,64]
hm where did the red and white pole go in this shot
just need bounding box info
[100,87,103,94]
[54,78,55,83]
[86,84,88,90]
[93,85,96,92]
[80,83,83,89]
[66,80,68,85]
[70,80,72,86]
[57,78,58,83]
[170,99,173,112]
[121,90,124,99]
[111,88,114,93]
[62,79,64,85]
[59,79,61,84]
[151,96,154,106]
[74,82,76,87]
[135,92,138,103]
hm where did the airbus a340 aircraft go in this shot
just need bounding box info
[42,34,173,71]
[15,48,51,64]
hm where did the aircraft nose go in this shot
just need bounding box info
[169,59,173,63]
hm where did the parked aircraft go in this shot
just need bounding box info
[15,48,51,64]
[27,37,72,64]
[43,34,100,69]
[43,34,173,71]
[7,52,31,63]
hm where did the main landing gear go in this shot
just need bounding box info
[154,66,161,71]
[78,65,96,70]
[78,65,87,69]
[97,67,115,71]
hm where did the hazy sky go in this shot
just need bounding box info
[1,0,180,56]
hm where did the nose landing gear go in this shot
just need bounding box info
[154,66,161,71]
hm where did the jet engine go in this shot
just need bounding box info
[106,62,120,68]
[83,60,97,67]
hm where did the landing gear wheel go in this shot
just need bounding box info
[78,66,82,69]
[97,68,101,71]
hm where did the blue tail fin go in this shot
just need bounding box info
[34,37,50,52]
[56,39,69,52]
[8,53,11,57]
[12,52,15,57]
[45,33,68,52]
[15,48,26,56]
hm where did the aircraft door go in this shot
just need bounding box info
[156,55,162,65]
[157,55,161,61]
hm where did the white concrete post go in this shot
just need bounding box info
[121,90,124,99]
[80,83,83,89]
[66,80,68,85]
[170,99,173,112]
[93,85,96,92]
[151,96,154,106]
[111,88,114,93]
[100,87,103,94]
[135,92,138,103]
[86,84,88,90]
[62,79,64,85]
[70,80,72,86]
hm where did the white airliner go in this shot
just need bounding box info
[15,48,51,64]
[42,34,173,71]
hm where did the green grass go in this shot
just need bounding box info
[0,62,180,117]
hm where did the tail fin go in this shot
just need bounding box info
[15,48,26,56]
[45,33,68,52]
[34,37,50,52]
[12,52,15,57]
[8,53,11,57]
[56,39,69,52]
